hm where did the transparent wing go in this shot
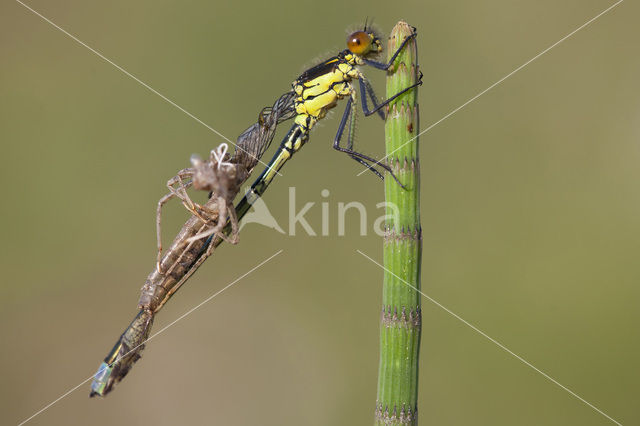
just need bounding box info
[233,90,296,172]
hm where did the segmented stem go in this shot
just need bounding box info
[375,21,422,426]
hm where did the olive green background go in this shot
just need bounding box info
[1,0,638,425]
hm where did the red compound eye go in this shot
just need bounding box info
[347,31,371,55]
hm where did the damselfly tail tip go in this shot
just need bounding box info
[89,310,154,398]
[89,389,103,398]
[89,362,113,398]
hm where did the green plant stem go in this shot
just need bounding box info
[375,21,422,426]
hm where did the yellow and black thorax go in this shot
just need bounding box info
[292,50,364,131]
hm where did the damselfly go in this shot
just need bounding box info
[90,23,420,396]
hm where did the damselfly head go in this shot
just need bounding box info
[346,30,382,57]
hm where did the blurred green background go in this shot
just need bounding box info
[1,0,638,424]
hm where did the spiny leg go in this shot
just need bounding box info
[359,76,385,120]
[213,198,240,246]
[334,96,385,178]
[359,72,423,117]
[332,96,404,187]
[186,213,224,244]
[343,92,385,180]
[156,191,177,272]
[167,172,201,219]
[203,200,241,254]
[348,155,384,180]
[156,169,201,273]
[187,198,239,247]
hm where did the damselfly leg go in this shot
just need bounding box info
[333,72,423,186]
